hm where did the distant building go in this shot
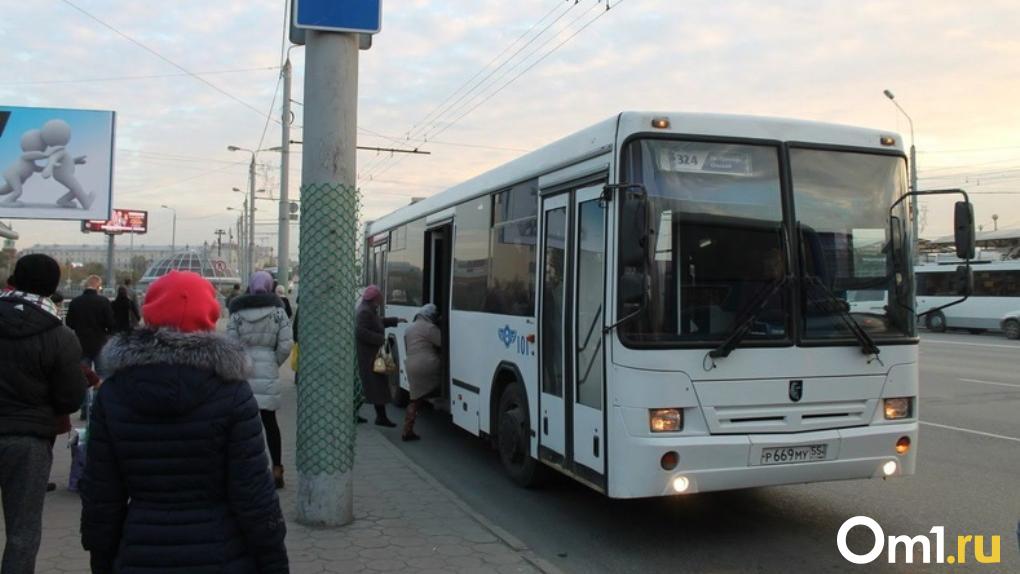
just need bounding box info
[18,243,177,270]
[922,228,1020,261]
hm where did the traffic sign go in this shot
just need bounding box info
[294,0,382,34]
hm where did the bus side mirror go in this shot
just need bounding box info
[617,187,650,316]
[953,265,973,297]
[954,201,975,260]
[619,189,650,269]
[619,271,646,310]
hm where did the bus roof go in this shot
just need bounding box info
[365,111,904,236]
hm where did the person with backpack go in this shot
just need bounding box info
[227,271,293,489]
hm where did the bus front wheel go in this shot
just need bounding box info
[497,382,543,488]
[925,311,947,333]
[1004,319,1020,340]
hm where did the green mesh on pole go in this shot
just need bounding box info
[296,182,361,476]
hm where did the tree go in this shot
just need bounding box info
[0,250,14,284]
[130,256,150,282]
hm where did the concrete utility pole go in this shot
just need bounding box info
[278,58,293,289]
[161,205,177,254]
[227,147,259,281]
[248,158,256,274]
[105,234,115,290]
[296,29,361,526]
[214,229,226,257]
[235,216,243,276]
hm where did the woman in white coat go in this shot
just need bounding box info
[227,271,293,488]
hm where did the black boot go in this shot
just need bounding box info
[374,405,396,428]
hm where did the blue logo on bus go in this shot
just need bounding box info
[498,325,517,348]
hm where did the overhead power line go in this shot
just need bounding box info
[357,128,529,152]
[0,66,282,86]
[363,0,624,182]
[361,1,581,179]
[404,1,573,143]
[59,0,278,124]
[254,2,295,155]
[427,0,621,143]
[289,140,430,155]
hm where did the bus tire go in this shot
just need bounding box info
[1004,319,1020,340]
[496,382,543,488]
[925,311,946,333]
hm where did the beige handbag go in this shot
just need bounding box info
[372,349,388,374]
[373,341,398,374]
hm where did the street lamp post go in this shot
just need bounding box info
[160,205,177,254]
[277,56,293,289]
[883,89,918,259]
[227,205,246,280]
[228,146,258,283]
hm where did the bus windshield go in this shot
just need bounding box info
[618,139,914,347]
[619,139,789,345]
[791,148,914,340]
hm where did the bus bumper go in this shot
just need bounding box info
[608,418,918,499]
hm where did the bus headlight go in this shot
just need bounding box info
[883,397,913,420]
[650,408,683,432]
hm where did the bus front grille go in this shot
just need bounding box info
[706,399,875,434]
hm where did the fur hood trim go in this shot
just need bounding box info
[100,328,251,381]
[228,292,282,315]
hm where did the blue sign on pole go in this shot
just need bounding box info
[294,0,382,34]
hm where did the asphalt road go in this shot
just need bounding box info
[377,332,1020,573]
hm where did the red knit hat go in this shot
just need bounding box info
[142,271,221,333]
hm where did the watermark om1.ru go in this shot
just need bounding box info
[837,515,1004,565]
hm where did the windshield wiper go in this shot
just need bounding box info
[708,275,789,360]
[802,275,881,358]
[797,224,881,358]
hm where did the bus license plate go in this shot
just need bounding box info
[760,444,827,465]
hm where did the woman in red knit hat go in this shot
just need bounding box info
[80,271,288,573]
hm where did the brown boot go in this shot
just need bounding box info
[272,466,284,489]
[402,400,420,441]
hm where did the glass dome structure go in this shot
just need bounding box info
[139,252,240,291]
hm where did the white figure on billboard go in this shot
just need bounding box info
[0,119,92,209]
[0,129,47,205]
[39,119,93,209]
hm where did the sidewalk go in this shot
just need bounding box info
[6,371,555,574]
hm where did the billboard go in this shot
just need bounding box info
[83,209,147,234]
[0,105,115,221]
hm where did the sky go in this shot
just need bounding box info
[2,0,1019,256]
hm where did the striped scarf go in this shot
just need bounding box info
[0,290,61,319]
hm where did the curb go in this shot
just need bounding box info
[368,427,565,574]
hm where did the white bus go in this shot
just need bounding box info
[364,112,944,498]
[916,261,1020,336]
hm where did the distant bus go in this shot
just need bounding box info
[364,111,932,498]
[916,261,1020,335]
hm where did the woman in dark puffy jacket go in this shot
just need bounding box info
[81,271,288,574]
[110,286,139,333]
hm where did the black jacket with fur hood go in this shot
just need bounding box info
[80,328,288,574]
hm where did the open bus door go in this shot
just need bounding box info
[425,224,453,410]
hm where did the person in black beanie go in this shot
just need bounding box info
[0,254,87,572]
